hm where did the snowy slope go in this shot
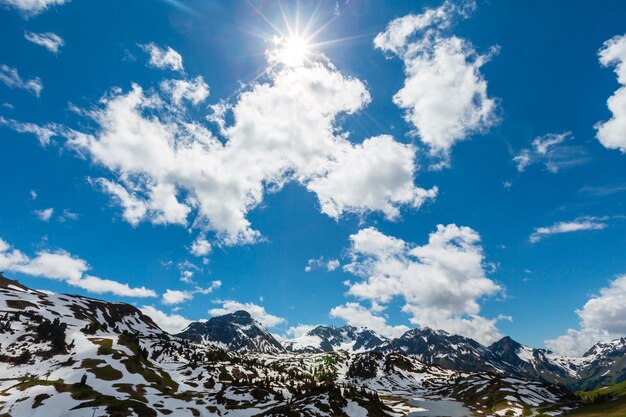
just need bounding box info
[177,310,285,354]
[0,274,609,417]
[284,325,387,353]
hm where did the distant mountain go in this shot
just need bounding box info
[0,275,573,417]
[488,336,584,387]
[488,335,626,391]
[177,310,285,354]
[278,319,626,392]
[284,325,387,353]
[576,338,626,390]
[376,327,523,376]
[0,274,594,417]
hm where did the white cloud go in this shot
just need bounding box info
[327,259,340,272]
[195,280,221,294]
[24,31,64,54]
[180,269,194,284]
[190,235,211,257]
[0,65,42,97]
[140,43,184,72]
[0,0,67,16]
[374,0,497,161]
[160,76,209,105]
[0,236,156,297]
[530,217,608,243]
[0,116,60,146]
[65,50,433,246]
[92,178,151,226]
[305,257,340,272]
[34,207,54,222]
[285,323,318,339]
[330,302,409,338]
[513,132,589,173]
[0,239,87,281]
[74,275,156,298]
[596,34,626,152]
[341,224,503,344]
[59,208,79,222]
[209,299,285,328]
[162,280,220,305]
[140,305,191,334]
[307,135,437,219]
[162,289,193,305]
[546,274,626,356]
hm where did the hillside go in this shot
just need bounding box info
[566,380,626,416]
[0,274,582,417]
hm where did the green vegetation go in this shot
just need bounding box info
[312,355,337,383]
[81,358,124,381]
[117,332,179,394]
[566,380,626,416]
[90,338,115,356]
[34,317,67,352]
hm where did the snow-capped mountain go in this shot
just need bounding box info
[176,310,285,354]
[487,335,626,390]
[375,327,523,376]
[284,325,387,353]
[0,274,623,416]
[575,337,626,389]
[488,336,585,388]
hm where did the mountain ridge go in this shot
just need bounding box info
[0,274,622,416]
[178,306,626,391]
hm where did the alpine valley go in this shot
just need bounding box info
[0,274,624,417]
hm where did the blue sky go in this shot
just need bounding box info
[1,0,625,356]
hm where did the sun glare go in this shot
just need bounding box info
[273,36,311,67]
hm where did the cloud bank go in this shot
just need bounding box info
[374,0,497,162]
[338,224,503,344]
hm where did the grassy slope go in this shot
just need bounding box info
[566,380,626,417]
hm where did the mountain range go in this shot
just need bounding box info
[0,274,623,416]
[180,308,626,393]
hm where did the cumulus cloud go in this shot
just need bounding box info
[339,224,503,344]
[209,299,285,328]
[162,289,193,305]
[0,236,156,297]
[74,275,156,298]
[330,302,409,338]
[0,65,42,97]
[24,31,64,54]
[307,135,437,219]
[64,49,434,246]
[304,257,340,272]
[596,34,626,152]
[140,43,184,72]
[513,132,590,173]
[374,0,497,161]
[0,0,67,16]
[140,305,191,334]
[190,235,211,257]
[546,274,626,356]
[160,76,209,105]
[285,324,319,339]
[529,217,608,243]
[162,280,221,305]
[0,240,87,281]
[34,207,54,222]
[0,116,61,146]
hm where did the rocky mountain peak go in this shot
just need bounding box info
[177,310,284,354]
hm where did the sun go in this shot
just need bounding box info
[247,2,360,71]
[272,35,312,67]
